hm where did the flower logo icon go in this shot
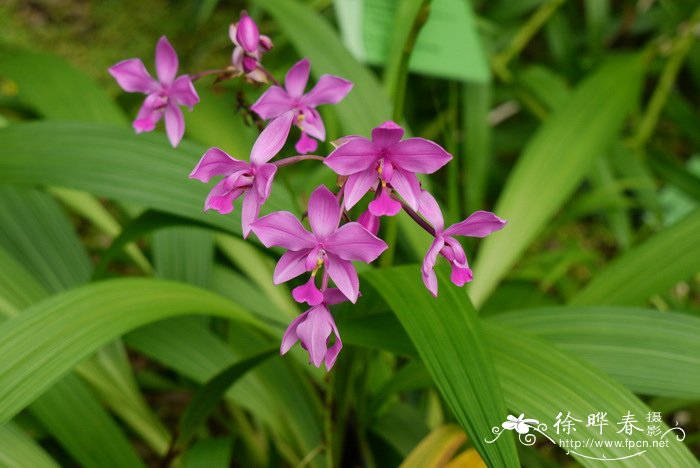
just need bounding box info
[502,414,540,434]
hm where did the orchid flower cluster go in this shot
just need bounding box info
[110,12,506,371]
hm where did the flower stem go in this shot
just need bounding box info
[190,67,235,81]
[395,197,435,236]
[632,6,700,150]
[324,371,335,467]
[491,0,567,83]
[273,155,325,167]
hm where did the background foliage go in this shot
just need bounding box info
[0,0,699,466]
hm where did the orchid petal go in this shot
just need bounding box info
[391,137,452,174]
[284,58,310,97]
[253,163,277,200]
[371,121,404,148]
[164,103,185,147]
[418,191,444,232]
[368,189,401,217]
[228,23,238,45]
[251,211,315,250]
[190,148,249,182]
[250,111,294,165]
[273,250,310,284]
[280,311,308,354]
[133,96,163,133]
[259,35,273,52]
[443,236,467,264]
[204,179,244,214]
[323,288,350,305]
[292,277,324,306]
[302,75,353,107]
[421,237,445,297]
[450,264,473,286]
[308,185,341,240]
[250,86,294,120]
[326,254,360,303]
[325,222,387,263]
[296,305,333,367]
[443,211,507,238]
[295,132,318,154]
[299,108,325,141]
[389,168,421,210]
[343,169,378,210]
[169,75,199,109]
[325,317,342,370]
[155,36,178,85]
[357,210,380,236]
[324,137,378,175]
[236,14,260,53]
[241,189,262,239]
[502,421,518,430]
[108,59,158,94]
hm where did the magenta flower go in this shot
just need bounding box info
[357,210,380,236]
[109,36,199,147]
[419,191,506,296]
[281,288,348,371]
[229,12,273,82]
[251,185,387,303]
[189,111,294,238]
[324,121,452,214]
[251,58,353,154]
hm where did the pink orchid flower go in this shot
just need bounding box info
[324,121,452,215]
[229,12,273,82]
[281,288,348,371]
[357,210,380,236]
[189,111,294,238]
[109,36,199,147]
[251,58,353,154]
[251,185,387,303]
[419,191,506,296]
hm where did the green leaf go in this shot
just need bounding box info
[363,266,519,467]
[0,422,59,468]
[0,186,91,292]
[250,0,391,134]
[183,437,233,468]
[0,50,151,272]
[470,55,646,307]
[0,122,296,236]
[0,193,170,456]
[153,227,214,287]
[125,318,323,466]
[571,208,700,305]
[0,50,126,125]
[0,278,266,424]
[348,272,698,466]
[492,306,700,398]
[29,374,145,468]
[0,249,151,465]
[177,348,277,446]
[484,321,698,467]
[49,187,152,273]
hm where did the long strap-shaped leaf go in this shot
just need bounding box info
[492,306,700,398]
[358,268,698,467]
[571,208,700,305]
[0,122,297,236]
[363,266,519,467]
[0,422,59,468]
[0,278,267,424]
[469,55,646,307]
